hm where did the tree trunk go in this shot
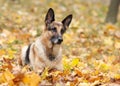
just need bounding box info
[105,0,120,24]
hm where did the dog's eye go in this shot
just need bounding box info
[51,27,57,32]
[61,29,65,34]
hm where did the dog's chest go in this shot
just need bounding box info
[47,45,61,61]
[48,54,55,61]
[32,39,62,68]
[35,39,61,62]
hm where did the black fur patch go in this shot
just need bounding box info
[25,44,31,64]
[49,54,55,61]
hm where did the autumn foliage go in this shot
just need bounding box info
[0,0,120,86]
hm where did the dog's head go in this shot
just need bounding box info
[44,8,72,45]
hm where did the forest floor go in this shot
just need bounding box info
[0,0,120,86]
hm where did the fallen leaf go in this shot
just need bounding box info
[22,72,41,86]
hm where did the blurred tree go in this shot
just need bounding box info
[105,0,120,24]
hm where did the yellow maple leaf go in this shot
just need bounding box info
[0,70,14,85]
[7,49,16,59]
[99,62,110,72]
[0,49,6,56]
[62,56,71,70]
[22,72,41,86]
[0,73,6,83]
[70,58,79,67]
[3,70,15,81]
[41,67,49,80]
[114,73,120,79]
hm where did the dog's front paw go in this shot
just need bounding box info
[33,66,44,75]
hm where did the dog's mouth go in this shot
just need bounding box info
[51,36,63,44]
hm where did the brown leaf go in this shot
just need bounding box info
[13,72,24,84]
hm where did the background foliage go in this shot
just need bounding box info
[0,0,120,85]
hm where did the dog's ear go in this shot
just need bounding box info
[62,14,72,28]
[45,8,55,25]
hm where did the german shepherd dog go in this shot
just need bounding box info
[20,8,72,73]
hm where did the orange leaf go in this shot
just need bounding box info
[22,72,41,86]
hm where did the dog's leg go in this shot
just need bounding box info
[33,58,44,74]
[30,44,45,74]
[29,57,44,74]
[34,65,44,74]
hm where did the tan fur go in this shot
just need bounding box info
[21,24,63,73]
[20,8,72,73]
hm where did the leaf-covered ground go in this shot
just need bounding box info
[0,0,120,86]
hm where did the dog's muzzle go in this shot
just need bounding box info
[51,36,63,44]
[57,36,63,44]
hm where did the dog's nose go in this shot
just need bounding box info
[58,36,63,44]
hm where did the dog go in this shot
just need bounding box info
[20,8,72,73]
